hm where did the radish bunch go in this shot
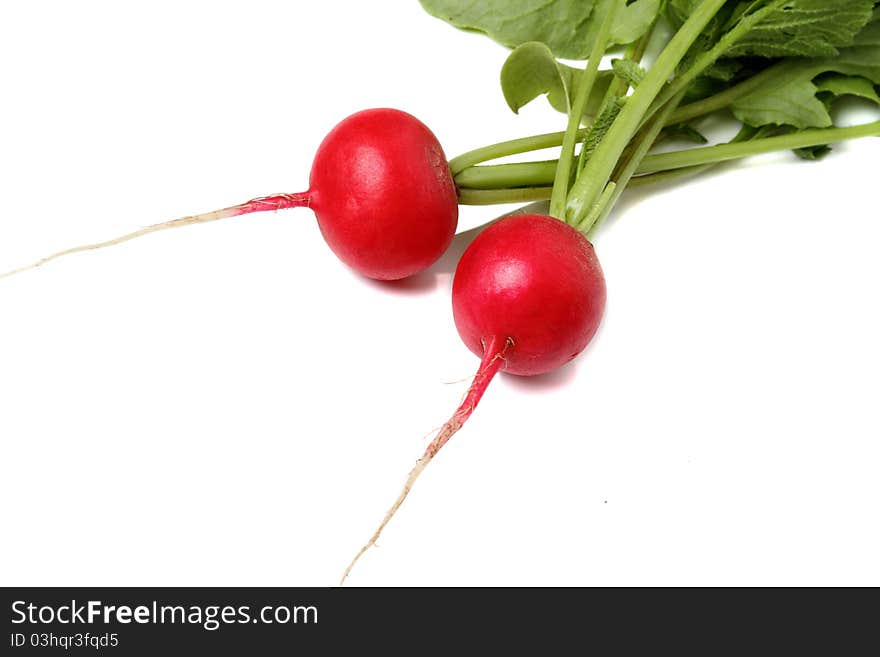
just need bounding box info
[1,101,612,581]
[3,0,879,585]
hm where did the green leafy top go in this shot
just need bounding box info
[419,0,662,59]
[492,1,879,128]
[427,0,880,233]
[725,0,876,57]
[731,44,880,128]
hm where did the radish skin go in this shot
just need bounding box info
[309,108,458,280]
[453,215,606,375]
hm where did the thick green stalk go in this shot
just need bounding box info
[565,0,727,227]
[550,0,621,218]
[455,161,558,189]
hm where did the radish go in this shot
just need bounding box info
[453,214,606,376]
[308,108,458,280]
[0,108,458,281]
[342,213,606,581]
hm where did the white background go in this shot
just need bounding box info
[1,1,877,586]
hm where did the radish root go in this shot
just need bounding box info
[0,193,310,280]
[340,336,513,584]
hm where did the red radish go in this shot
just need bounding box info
[0,108,458,281]
[453,214,606,375]
[342,213,606,581]
[310,108,458,279]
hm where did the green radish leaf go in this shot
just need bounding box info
[419,0,662,59]
[500,42,576,114]
[815,73,880,104]
[731,45,880,127]
[612,58,647,88]
[688,10,880,122]
[500,42,614,116]
[733,73,832,128]
[822,45,880,83]
[611,0,663,45]
[420,0,593,60]
[725,0,875,58]
[852,7,880,46]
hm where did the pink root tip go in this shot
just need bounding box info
[236,192,312,216]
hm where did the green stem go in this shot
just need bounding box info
[447,129,587,176]
[566,0,727,227]
[458,163,734,205]
[637,121,880,173]
[454,120,880,190]
[550,0,622,219]
[455,161,558,189]
[458,187,553,206]
[457,166,715,205]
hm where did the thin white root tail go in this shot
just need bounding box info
[339,337,512,585]
[339,455,432,585]
[0,193,310,281]
[0,208,238,281]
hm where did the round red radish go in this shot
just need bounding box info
[453,213,606,375]
[308,108,459,280]
[343,214,606,581]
